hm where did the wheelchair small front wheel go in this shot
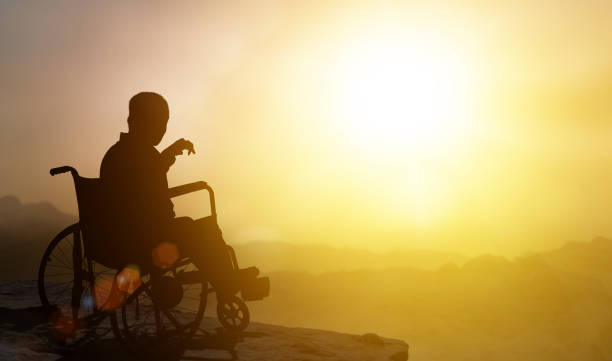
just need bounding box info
[217,295,250,332]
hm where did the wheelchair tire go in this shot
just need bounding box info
[38,224,81,310]
[217,295,250,332]
[37,223,115,343]
[110,257,208,360]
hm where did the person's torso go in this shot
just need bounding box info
[99,133,174,235]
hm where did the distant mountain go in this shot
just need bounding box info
[0,196,467,279]
[0,195,74,233]
[247,237,612,361]
[0,195,76,280]
[3,195,612,360]
[233,241,468,274]
[539,236,612,276]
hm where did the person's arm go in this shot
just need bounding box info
[160,138,195,170]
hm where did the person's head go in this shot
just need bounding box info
[127,92,169,146]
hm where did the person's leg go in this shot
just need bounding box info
[167,216,239,293]
[163,216,262,298]
[193,216,233,267]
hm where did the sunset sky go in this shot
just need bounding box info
[2,0,612,256]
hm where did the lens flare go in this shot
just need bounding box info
[152,242,179,269]
[49,310,75,340]
[116,264,142,293]
[94,276,125,312]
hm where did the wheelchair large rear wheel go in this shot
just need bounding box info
[37,223,115,342]
[110,257,208,360]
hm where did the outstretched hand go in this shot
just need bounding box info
[163,138,195,157]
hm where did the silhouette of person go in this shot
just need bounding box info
[100,92,257,295]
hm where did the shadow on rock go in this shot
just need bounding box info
[0,306,50,332]
[0,306,243,361]
[54,338,131,361]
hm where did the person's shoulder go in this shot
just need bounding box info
[102,138,126,162]
[100,135,128,177]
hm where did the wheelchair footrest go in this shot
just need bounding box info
[241,276,270,301]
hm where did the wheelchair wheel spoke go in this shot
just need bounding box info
[44,272,74,278]
[112,257,207,358]
[217,295,250,332]
[54,243,73,267]
[44,267,73,273]
[48,255,71,269]
[154,307,162,336]
[161,309,184,331]
[123,282,150,306]
[50,283,73,296]
[46,263,71,269]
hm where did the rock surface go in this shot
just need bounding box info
[0,281,408,361]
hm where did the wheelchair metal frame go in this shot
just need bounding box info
[49,165,240,270]
[39,166,249,359]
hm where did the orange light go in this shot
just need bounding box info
[152,242,179,269]
[94,276,125,312]
[49,310,75,340]
[116,265,142,293]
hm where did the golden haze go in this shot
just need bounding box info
[2,1,612,257]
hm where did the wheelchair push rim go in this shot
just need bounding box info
[110,257,208,360]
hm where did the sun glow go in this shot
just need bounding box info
[318,26,482,225]
[330,28,479,159]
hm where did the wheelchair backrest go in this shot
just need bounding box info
[73,176,121,268]
[74,176,103,239]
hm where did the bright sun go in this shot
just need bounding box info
[330,28,478,160]
[320,27,481,225]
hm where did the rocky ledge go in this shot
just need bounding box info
[0,281,408,361]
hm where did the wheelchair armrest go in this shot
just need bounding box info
[168,181,208,198]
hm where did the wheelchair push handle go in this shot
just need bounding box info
[50,166,78,177]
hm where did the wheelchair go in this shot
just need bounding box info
[38,166,269,359]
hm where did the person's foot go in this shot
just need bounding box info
[237,266,259,281]
[235,266,269,301]
[214,266,260,297]
[241,275,270,301]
